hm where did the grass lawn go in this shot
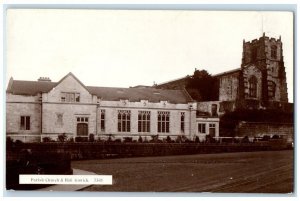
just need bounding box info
[72,150,294,193]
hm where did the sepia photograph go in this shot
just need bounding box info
[4,8,294,195]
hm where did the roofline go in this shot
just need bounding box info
[156,75,190,86]
[183,87,195,102]
[52,72,92,94]
[6,77,14,92]
[213,68,241,77]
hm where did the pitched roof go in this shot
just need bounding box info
[6,80,57,96]
[213,68,241,77]
[7,78,193,103]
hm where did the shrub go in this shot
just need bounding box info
[205,135,216,143]
[138,136,143,143]
[68,137,74,142]
[166,136,172,143]
[42,137,51,142]
[89,134,95,142]
[262,135,271,141]
[241,136,250,143]
[195,136,200,143]
[57,133,67,142]
[150,135,159,143]
[124,137,133,143]
[107,135,113,142]
[75,136,88,142]
[272,135,280,139]
[15,140,23,146]
[6,137,14,150]
[114,139,122,143]
[175,135,182,143]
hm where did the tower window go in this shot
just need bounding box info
[271,45,277,59]
[268,81,276,98]
[251,47,257,62]
[249,76,258,98]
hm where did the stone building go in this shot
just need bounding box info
[156,34,293,141]
[6,73,219,142]
[157,34,292,114]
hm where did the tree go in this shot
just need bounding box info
[186,69,219,101]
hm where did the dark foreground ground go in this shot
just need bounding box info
[72,150,294,193]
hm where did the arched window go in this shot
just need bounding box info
[271,45,277,59]
[268,81,276,98]
[249,76,257,98]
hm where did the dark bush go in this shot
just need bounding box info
[6,137,14,149]
[68,137,74,142]
[89,134,95,142]
[272,135,280,139]
[166,136,172,143]
[57,133,67,142]
[107,135,112,142]
[42,137,51,143]
[124,137,133,143]
[205,135,216,143]
[114,139,122,143]
[150,135,159,143]
[262,135,271,141]
[138,136,143,143]
[175,135,183,143]
[195,136,200,143]
[15,140,23,147]
[242,136,250,143]
[75,136,88,142]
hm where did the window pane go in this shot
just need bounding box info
[75,93,80,102]
[127,121,130,132]
[26,116,30,130]
[158,122,161,132]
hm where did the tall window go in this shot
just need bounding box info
[249,76,258,98]
[268,81,276,98]
[271,45,277,59]
[158,111,170,133]
[61,92,80,102]
[118,110,131,132]
[100,110,105,132]
[198,123,206,134]
[138,111,150,132]
[180,112,185,133]
[251,47,257,62]
[211,104,218,117]
[20,116,30,130]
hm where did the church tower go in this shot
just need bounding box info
[240,33,288,108]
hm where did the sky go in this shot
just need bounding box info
[6,9,294,102]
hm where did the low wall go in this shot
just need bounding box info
[237,122,294,141]
[13,142,287,160]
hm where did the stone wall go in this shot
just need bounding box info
[97,100,197,140]
[236,121,294,142]
[6,94,41,142]
[218,72,240,101]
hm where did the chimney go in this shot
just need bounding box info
[38,77,51,82]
